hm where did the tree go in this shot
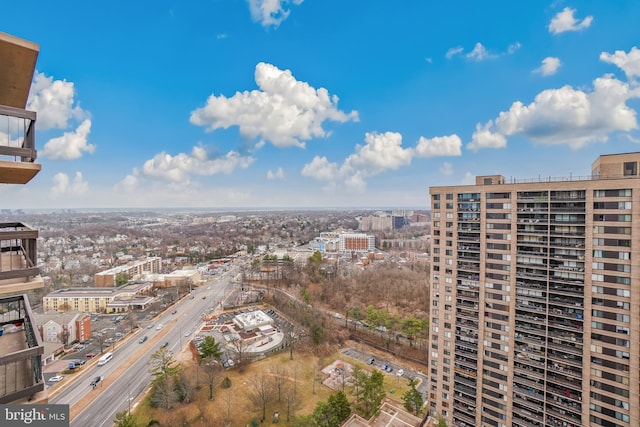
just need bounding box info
[113,410,138,427]
[283,364,301,421]
[353,369,385,419]
[115,272,129,286]
[270,365,288,402]
[93,331,108,354]
[401,315,422,347]
[198,336,222,361]
[438,415,448,427]
[148,347,180,384]
[126,305,137,332]
[245,372,276,422]
[174,370,196,404]
[312,391,352,427]
[150,377,176,409]
[228,336,249,367]
[200,355,222,400]
[402,378,424,416]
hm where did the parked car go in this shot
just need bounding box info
[85,353,97,358]
[49,375,64,382]
[397,369,404,377]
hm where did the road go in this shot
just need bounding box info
[50,267,238,427]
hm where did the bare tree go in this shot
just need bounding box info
[245,372,276,422]
[270,364,287,402]
[93,331,108,354]
[174,370,196,404]
[228,336,249,367]
[283,364,301,421]
[200,356,222,400]
[150,376,176,410]
[126,305,136,332]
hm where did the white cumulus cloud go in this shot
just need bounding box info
[27,72,86,131]
[140,146,254,183]
[41,119,95,160]
[303,131,461,192]
[533,57,561,76]
[468,121,507,151]
[549,7,593,35]
[343,132,413,175]
[301,156,339,182]
[248,0,304,28]
[51,172,89,196]
[600,46,640,79]
[414,135,462,158]
[468,75,640,150]
[267,167,285,180]
[190,62,358,148]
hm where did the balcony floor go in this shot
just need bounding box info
[0,159,41,184]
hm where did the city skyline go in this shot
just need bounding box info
[1,1,640,209]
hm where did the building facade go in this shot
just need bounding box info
[339,233,376,253]
[93,256,162,286]
[429,153,640,427]
[36,312,91,346]
[43,282,154,313]
[0,32,46,404]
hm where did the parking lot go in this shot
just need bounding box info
[341,347,428,400]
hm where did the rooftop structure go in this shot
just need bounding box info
[233,310,273,332]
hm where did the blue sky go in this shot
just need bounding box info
[2,0,640,209]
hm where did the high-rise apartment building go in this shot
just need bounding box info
[429,152,639,427]
[0,32,46,403]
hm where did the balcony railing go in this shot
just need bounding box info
[0,222,39,283]
[0,294,45,403]
[0,105,40,185]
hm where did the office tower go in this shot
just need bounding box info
[0,32,46,403]
[429,153,639,427]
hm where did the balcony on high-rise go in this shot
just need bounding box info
[0,31,45,403]
[0,32,41,185]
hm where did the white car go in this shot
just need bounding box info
[156,324,163,330]
[49,375,64,382]
[397,369,404,377]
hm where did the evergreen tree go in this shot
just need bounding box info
[352,368,385,418]
[402,378,424,415]
[198,336,222,361]
[312,391,351,427]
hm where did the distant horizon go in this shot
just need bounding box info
[5,206,431,214]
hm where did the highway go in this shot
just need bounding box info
[50,267,238,427]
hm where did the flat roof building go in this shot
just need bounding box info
[429,152,640,427]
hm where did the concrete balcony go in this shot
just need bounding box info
[0,105,40,185]
[0,294,45,403]
[0,222,43,293]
